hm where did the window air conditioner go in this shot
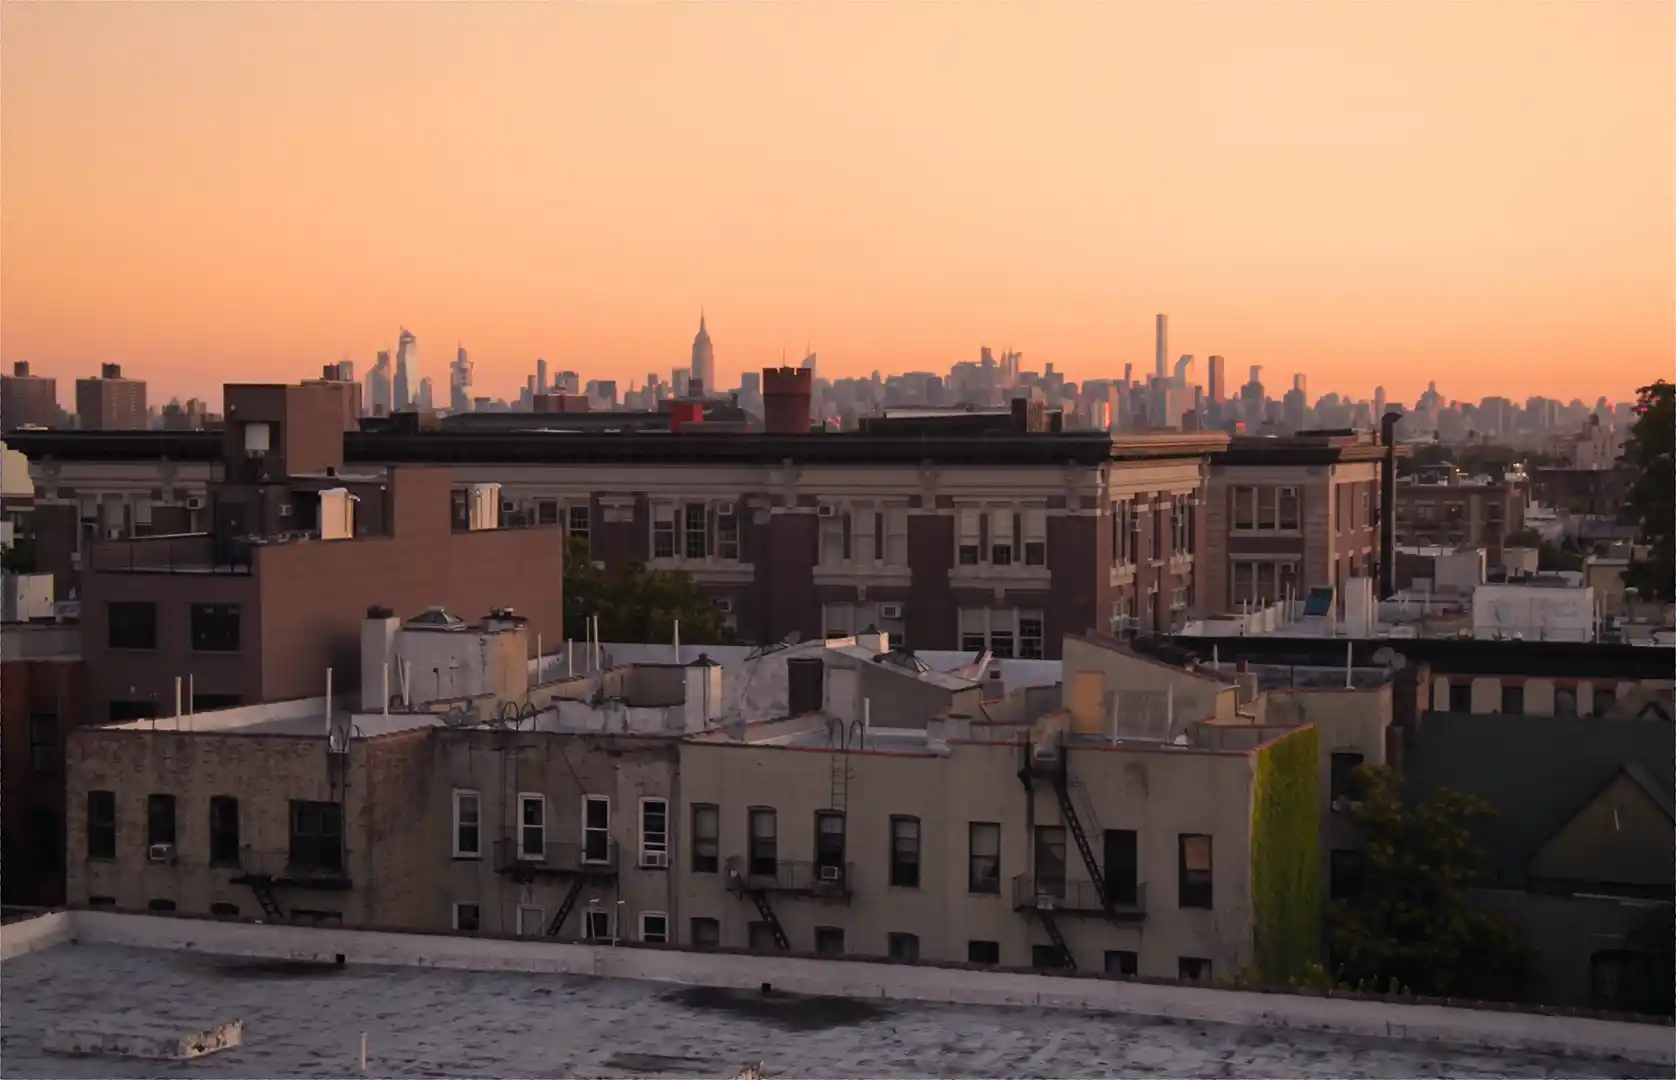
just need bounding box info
[642,850,669,869]
[819,865,843,882]
[716,501,736,516]
[817,504,838,518]
[186,496,207,511]
[877,602,903,620]
[105,528,123,541]
[147,843,176,863]
[278,503,292,517]
[713,598,735,614]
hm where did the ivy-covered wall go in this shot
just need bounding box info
[1250,725,1323,984]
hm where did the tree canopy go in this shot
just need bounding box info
[563,537,731,646]
[1622,381,1674,603]
[1328,764,1533,1001]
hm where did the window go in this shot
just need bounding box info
[1593,687,1617,716]
[288,800,343,872]
[29,810,59,872]
[747,921,778,951]
[1179,956,1212,983]
[889,816,921,888]
[147,794,177,847]
[1278,486,1300,530]
[717,508,739,561]
[1330,849,1365,900]
[584,909,613,940]
[691,804,719,873]
[453,903,481,932]
[537,499,559,525]
[148,898,177,912]
[108,601,157,650]
[452,790,481,858]
[748,807,778,877]
[1232,487,1255,531]
[1022,507,1047,566]
[1555,687,1577,716]
[517,793,545,859]
[1178,834,1213,909]
[190,603,241,652]
[819,511,847,566]
[567,503,590,548]
[884,507,909,565]
[211,902,240,918]
[652,504,676,559]
[853,505,876,564]
[88,896,117,908]
[814,926,845,957]
[683,502,708,559]
[968,940,1000,965]
[968,822,1001,893]
[639,911,669,944]
[29,714,58,774]
[1171,495,1192,554]
[1232,560,1256,607]
[822,602,856,639]
[888,933,920,962]
[582,795,611,863]
[1500,683,1524,715]
[1256,486,1280,529]
[87,791,116,858]
[990,508,1013,565]
[209,796,240,865]
[518,906,545,937]
[639,797,668,866]
[691,917,721,948]
[1033,944,1070,971]
[1105,950,1138,977]
[1033,825,1067,896]
[1103,829,1138,907]
[1449,681,1473,713]
[1329,752,1365,804]
[815,811,845,876]
[957,508,981,565]
[1019,613,1045,660]
[1335,488,1346,532]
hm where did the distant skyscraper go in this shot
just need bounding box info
[1154,314,1169,381]
[393,328,417,410]
[367,351,393,415]
[801,351,817,380]
[536,357,549,395]
[1206,355,1226,403]
[75,363,147,430]
[690,313,715,396]
[450,347,473,413]
[417,376,435,412]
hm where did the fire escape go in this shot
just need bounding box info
[494,838,620,938]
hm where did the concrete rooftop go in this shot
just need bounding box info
[0,942,1655,1080]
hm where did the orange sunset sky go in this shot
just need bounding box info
[2,1,1670,408]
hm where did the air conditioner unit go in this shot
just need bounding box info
[716,501,736,517]
[642,850,669,869]
[147,843,176,863]
[105,528,123,541]
[186,496,207,511]
[1033,894,1057,911]
[819,865,843,882]
[877,602,903,620]
[817,503,838,518]
[501,500,517,513]
[278,503,293,517]
[713,598,735,614]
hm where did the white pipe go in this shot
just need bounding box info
[567,639,573,677]
[382,663,390,716]
[673,619,680,664]
[537,633,543,683]
[359,1032,367,1073]
[593,615,601,670]
[174,676,182,720]
[1166,684,1175,733]
[1344,640,1353,689]
[1212,645,1220,673]
[863,697,871,731]
[188,674,195,716]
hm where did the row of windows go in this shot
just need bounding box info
[954,508,1048,568]
[1441,681,1618,717]
[821,506,912,568]
[651,503,742,562]
[85,791,342,872]
[1109,498,1197,566]
[956,608,1046,659]
[106,601,241,653]
[452,791,666,867]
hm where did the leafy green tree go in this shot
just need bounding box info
[563,537,730,645]
[1328,765,1533,1002]
[1622,381,1674,603]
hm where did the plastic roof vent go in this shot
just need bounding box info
[405,606,467,631]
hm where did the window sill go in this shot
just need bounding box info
[105,646,159,653]
[637,861,670,871]
[189,648,242,656]
[949,564,1051,584]
[451,853,483,861]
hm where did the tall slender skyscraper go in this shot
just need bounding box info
[1206,355,1226,403]
[393,328,418,410]
[1154,314,1169,381]
[449,347,473,413]
[536,357,549,395]
[690,312,715,396]
[367,351,393,415]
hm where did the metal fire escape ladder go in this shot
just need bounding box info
[547,878,587,938]
[1018,735,1077,971]
[244,877,285,921]
[1054,751,1112,914]
[829,719,858,814]
[1037,908,1074,971]
[746,889,791,951]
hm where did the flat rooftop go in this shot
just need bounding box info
[0,942,1647,1079]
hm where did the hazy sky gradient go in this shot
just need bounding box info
[3,1,1670,407]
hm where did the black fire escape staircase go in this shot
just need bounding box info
[1054,753,1112,917]
[728,865,791,951]
[1017,736,1074,970]
[244,877,285,921]
[546,878,588,938]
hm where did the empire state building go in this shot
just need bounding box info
[690,313,715,397]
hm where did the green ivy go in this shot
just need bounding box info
[1250,725,1322,984]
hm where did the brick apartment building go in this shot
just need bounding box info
[12,389,1229,658]
[76,381,566,724]
[1200,431,1397,615]
[0,622,81,906]
[2,362,64,430]
[74,364,148,431]
[1393,470,1527,565]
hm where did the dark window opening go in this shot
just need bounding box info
[1178,833,1213,909]
[747,921,777,952]
[889,816,921,888]
[147,898,177,912]
[1330,752,1365,804]
[815,811,845,876]
[87,791,117,859]
[1104,950,1138,977]
[1103,829,1138,906]
[190,603,241,652]
[28,810,60,873]
[1500,683,1524,715]
[887,932,920,961]
[146,794,177,847]
[968,940,1000,965]
[1179,956,1212,982]
[210,902,240,918]
[29,713,59,774]
[1033,944,1070,971]
[88,895,117,907]
[1448,681,1472,712]
[1330,849,1365,900]
[288,800,344,873]
[692,804,719,873]
[690,917,720,948]
[814,926,845,957]
[748,808,777,878]
[109,700,159,723]
[968,822,1001,894]
[107,601,157,650]
[209,796,241,865]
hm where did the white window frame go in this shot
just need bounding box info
[818,509,847,567]
[822,601,855,639]
[517,792,546,860]
[583,907,613,940]
[452,901,481,932]
[717,507,740,561]
[452,788,481,858]
[581,794,612,865]
[639,910,670,944]
[989,508,1014,565]
[682,502,709,560]
[639,797,670,867]
[651,503,676,559]
[956,508,981,565]
[884,506,909,566]
[1022,508,1047,566]
[516,905,545,937]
